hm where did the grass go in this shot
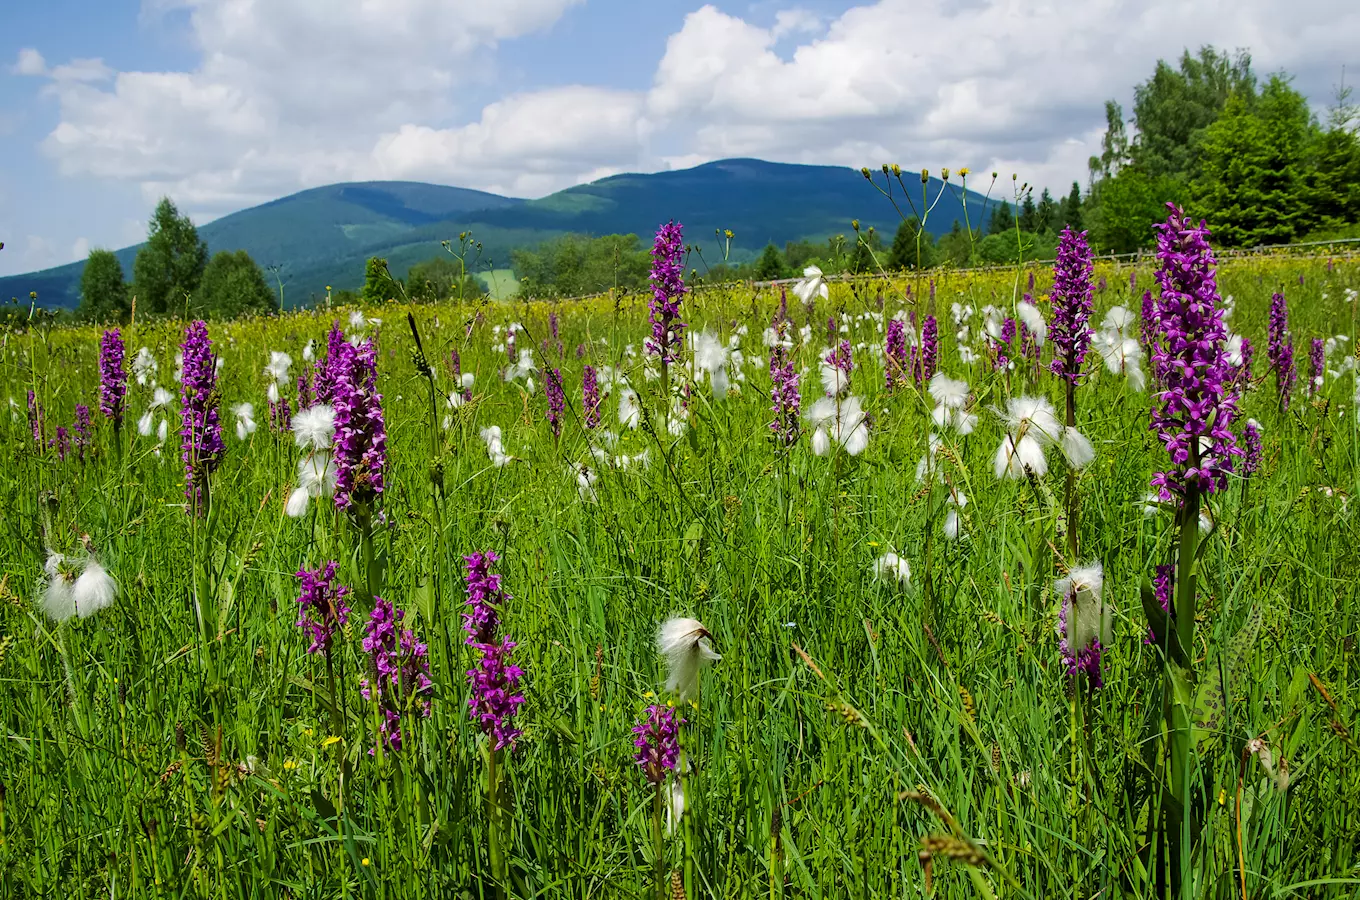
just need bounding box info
[0,253,1358,898]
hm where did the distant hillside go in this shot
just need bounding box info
[1,160,995,308]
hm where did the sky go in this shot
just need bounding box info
[1,0,1356,277]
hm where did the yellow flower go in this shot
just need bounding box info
[868,541,880,548]
[361,857,371,867]
[643,690,655,699]
[283,759,297,770]
[958,167,970,178]
[322,736,340,747]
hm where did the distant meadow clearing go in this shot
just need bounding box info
[2,222,1359,898]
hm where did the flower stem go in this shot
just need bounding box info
[652,780,665,900]
[487,745,506,897]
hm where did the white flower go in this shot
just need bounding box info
[1060,425,1095,470]
[286,451,338,518]
[137,411,154,437]
[657,617,721,700]
[994,433,1048,479]
[568,463,597,503]
[692,330,729,398]
[156,419,168,443]
[914,432,944,484]
[618,387,640,429]
[349,310,366,329]
[267,382,281,404]
[505,349,537,383]
[292,405,336,451]
[72,559,117,618]
[40,553,77,622]
[132,347,158,386]
[41,553,117,622]
[233,403,257,440]
[928,373,969,409]
[1017,303,1047,346]
[302,340,316,362]
[1225,334,1244,367]
[1096,331,1146,391]
[481,426,511,467]
[871,551,911,584]
[264,351,293,384]
[150,386,174,409]
[792,266,829,304]
[1055,562,1111,652]
[805,396,869,457]
[665,778,686,837]
[461,372,475,390]
[943,490,967,541]
[1102,306,1137,338]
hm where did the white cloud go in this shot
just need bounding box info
[71,237,90,261]
[13,48,46,76]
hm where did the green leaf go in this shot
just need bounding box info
[1193,604,1262,750]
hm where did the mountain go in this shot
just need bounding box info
[0,159,993,309]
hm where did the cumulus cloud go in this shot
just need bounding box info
[19,0,1360,222]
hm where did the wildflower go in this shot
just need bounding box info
[1149,205,1241,503]
[943,489,967,541]
[294,562,351,655]
[179,321,224,512]
[1267,292,1296,411]
[618,386,640,429]
[99,329,127,428]
[286,451,338,518]
[480,426,512,467]
[361,595,432,752]
[292,404,336,451]
[885,318,908,389]
[871,552,911,584]
[40,552,117,622]
[330,340,387,510]
[692,330,729,398]
[633,704,683,785]
[583,365,601,429]
[793,265,829,306]
[928,373,975,434]
[656,616,721,701]
[1241,419,1262,476]
[51,426,70,461]
[463,551,525,751]
[132,347,158,386]
[821,341,853,396]
[232,403,257,441]
[646,221,687,364]
[73,405,92,463]
[27,390,45,448]
[769,329,801,447]
[805,395,869,457]
[1094,315,1146,391]
[1055,562,1110,687]
[1049,227,1093,382]
[568,462,597,502]
[1016,302,1047,350]
[993,396,1067,479]
[544,367,565,438]
[265,351,293,384]
[910,315,939,385]
[1309,337,1324,396]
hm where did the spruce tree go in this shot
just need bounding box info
[78,249,130,322]
[752,243,788,280]
[887,218,938,269]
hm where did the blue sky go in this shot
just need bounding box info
[2,0,1355,277]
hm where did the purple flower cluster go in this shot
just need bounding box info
[52,426,70,462]
[646,221,687,364]
[295,562,351,656]
[312,324,348,406]
[1145,564,1174,645]
[1237,337,1254,388]
[885,318,907,389]
[463,551,525,752]
[1242,420,1262,476]
[361,595,432,752]
[769,327,801,447]
[331,338,387,510]
[270,395,292,433]
[1057,595,1104,689]
[825,340,853,378]
[583,365,601,429]
[98,329,127,428]
[910,315,939,385]
[297,370,314,409]
[1148,205,1241,503]
[1309,337,1324,398]
[545,367,565,438]
[1267,292,1295,410]
[179,321,224,511]
[26,390,44,448]
[73,404,92,463]
[633,704,683,786]
[1048,227,1094,383]
[993,318,1016,371]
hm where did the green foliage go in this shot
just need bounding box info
[195,250,278,319]
[937,219,979,267]
[361,257,399,304]
[975,230,1058,265]
[987,200,1015,236]
[513,233,650,298]
[405,255,487,303]
[887,217,939,270]
[1193,77,1316,246]
[1088,168,1186,254]
[1034,188,1058,234]
[77,249,129,323]
[1305,122,1360,232]
[132,197,208,316]
[1060,182,1084,231]
[1129,46,1256,179]
[752,243,788,280]
[848,226,883,274]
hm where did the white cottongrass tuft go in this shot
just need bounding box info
[505,349,537,383]
[72,560,117,618]
[1055,562,1111,651]
[1060,425,1095,470]
[137,411,155,437]
[568,462,597,503]
[871,551,911,584]
[806,396,869,457]
[133,347,159,386]
[41,553,77,622]
[994,433,1048,479]
[618,387,640,430]
[349,310,367,330]
[692,330,730,398]
[928,373,969,409]
[292,405,336,451]
[792,266,829,304]
[1096,331,1146,391]
[286,451,338,518]
[41,553,117,622]
[302,340,316,362]
[1017,303,1047,346]
[233,403,257,440]
[480,426,512,467]
[264,351,293,384]
[657,616,721,701]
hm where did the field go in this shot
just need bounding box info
[1,247,1359,898]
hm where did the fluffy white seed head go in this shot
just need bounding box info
[1017,303,1047,346]
[1055,562,1111,650]
[1060,426,1095,470]
[657,616,721,701]
[928,373,969,409]
[292,405,336,451]
[994,433,1048,480]
[72,560,117,618]
[871,552,911,584]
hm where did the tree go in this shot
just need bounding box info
[988,201,1015,236]
[406,256,487,302]
[196,250,278,319]
[78,249,130,322]
[132,198,208,315]
[1305,115,1360,231]
[362,257,398,304]
[1087,168,1182,253]
[1193,76,1314,246]
[752,243,788,280]
[1018,194,1038,233]
[848,226,883,274]
[1035,189,1057,234]
[1129,46,1256,179]
[937,219,977,267]
[887,217,938,269]
[512,234,650,298]
[783,240,819,273]
[1059,183,1084,231]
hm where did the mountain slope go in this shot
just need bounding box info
[2,160,991,309]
